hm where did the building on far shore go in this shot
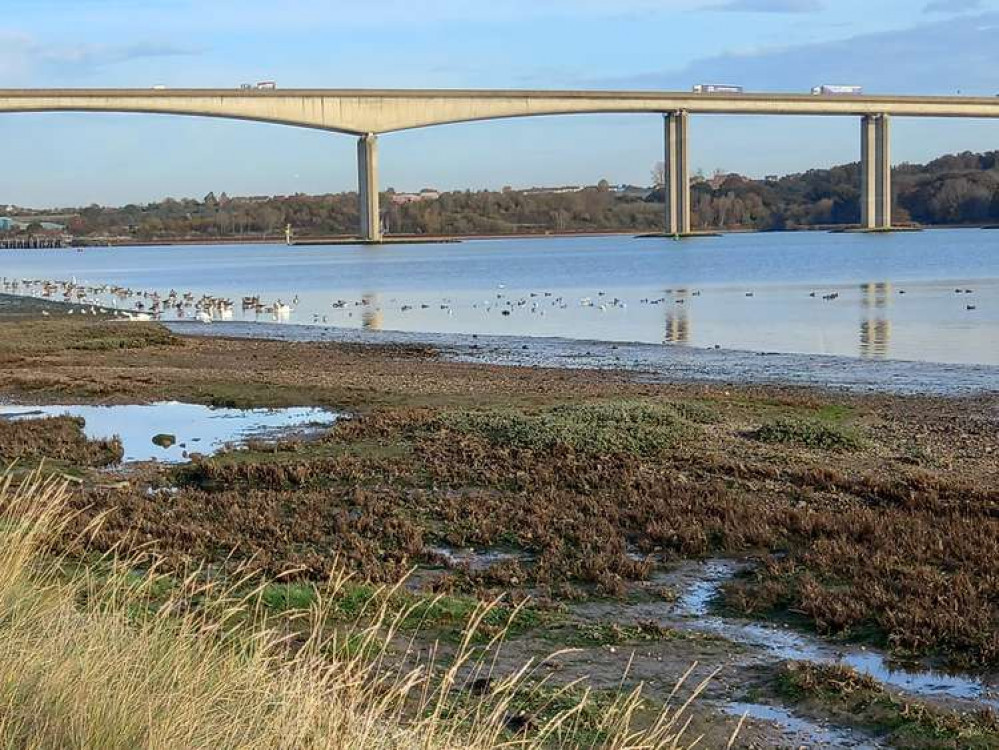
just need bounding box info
[0,217,67,232]
[390,189,442,206]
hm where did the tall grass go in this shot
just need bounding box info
[0,471,725,749]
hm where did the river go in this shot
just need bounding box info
[1,229,996,366]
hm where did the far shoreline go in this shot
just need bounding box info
[11,222,996,250]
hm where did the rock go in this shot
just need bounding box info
[151,433,176,449]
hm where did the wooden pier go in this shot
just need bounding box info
[0,236,66,249]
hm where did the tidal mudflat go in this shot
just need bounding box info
[0,306,996,748]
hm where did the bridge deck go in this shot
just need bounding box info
[2,89,999,134]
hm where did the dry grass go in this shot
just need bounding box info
[0,471,725,749]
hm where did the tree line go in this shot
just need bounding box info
[5,150,999,241]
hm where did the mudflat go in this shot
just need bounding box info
[2,303,998,748]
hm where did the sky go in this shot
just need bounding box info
[2,0,999,207]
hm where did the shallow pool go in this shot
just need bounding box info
[0,401,340,464]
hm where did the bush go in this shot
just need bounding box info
[0,415,123,466]
[439,401,694,457]
[752,418,864,452]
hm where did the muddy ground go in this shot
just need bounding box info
[1,303,998,749]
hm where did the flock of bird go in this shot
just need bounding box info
[1,277,298,323]
[1,275,982,325]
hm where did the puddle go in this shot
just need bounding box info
[671,560,999,709]
[426,546,535,572]
[673,559,748,617]
[725,702,886,749]
[0,402,339,464]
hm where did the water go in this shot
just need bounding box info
[1,229,996,365]
[724,702,886,749]
[674,560,999,709]
[426,546,535,572]
[0,402,339,463]
[170,321,999,396]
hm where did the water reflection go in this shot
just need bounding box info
[361,292,383,330]
[2,234,997,365]
[860,320,892,359]
[0,402,339,464]
[664,305,691,344]
[861,282,892,309]
[859,283,892,359]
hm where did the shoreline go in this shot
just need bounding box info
[0,292,993,397]
[1,291,994,396]
[13,222,998,250]
[165,319,999,397]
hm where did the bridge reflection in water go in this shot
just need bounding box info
[664,290,692,344]
[362,292,384,331]
[859,282,892,359]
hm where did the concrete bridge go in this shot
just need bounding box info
[4,88,999,241]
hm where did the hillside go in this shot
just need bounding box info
[4,150,999,241]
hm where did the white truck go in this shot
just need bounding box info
[692,84,744,94]
[811,85,863,95]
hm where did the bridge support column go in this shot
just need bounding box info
[664,110,691,236]
[357,133,382,242]
[860,114,892,230]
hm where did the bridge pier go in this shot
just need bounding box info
[860,114,892,230]
[357,133,382,242]
[663,111,691,236]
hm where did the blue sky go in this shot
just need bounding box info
[2,0,998,207]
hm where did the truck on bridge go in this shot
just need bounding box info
[812,84,864,95]
[692,84,744,94]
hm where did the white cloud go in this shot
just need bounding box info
[0,34,200,82]
[589,11,999,95]
[924,0,983,12]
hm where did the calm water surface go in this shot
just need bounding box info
[0,402,338,463]
[2,230,996,365]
